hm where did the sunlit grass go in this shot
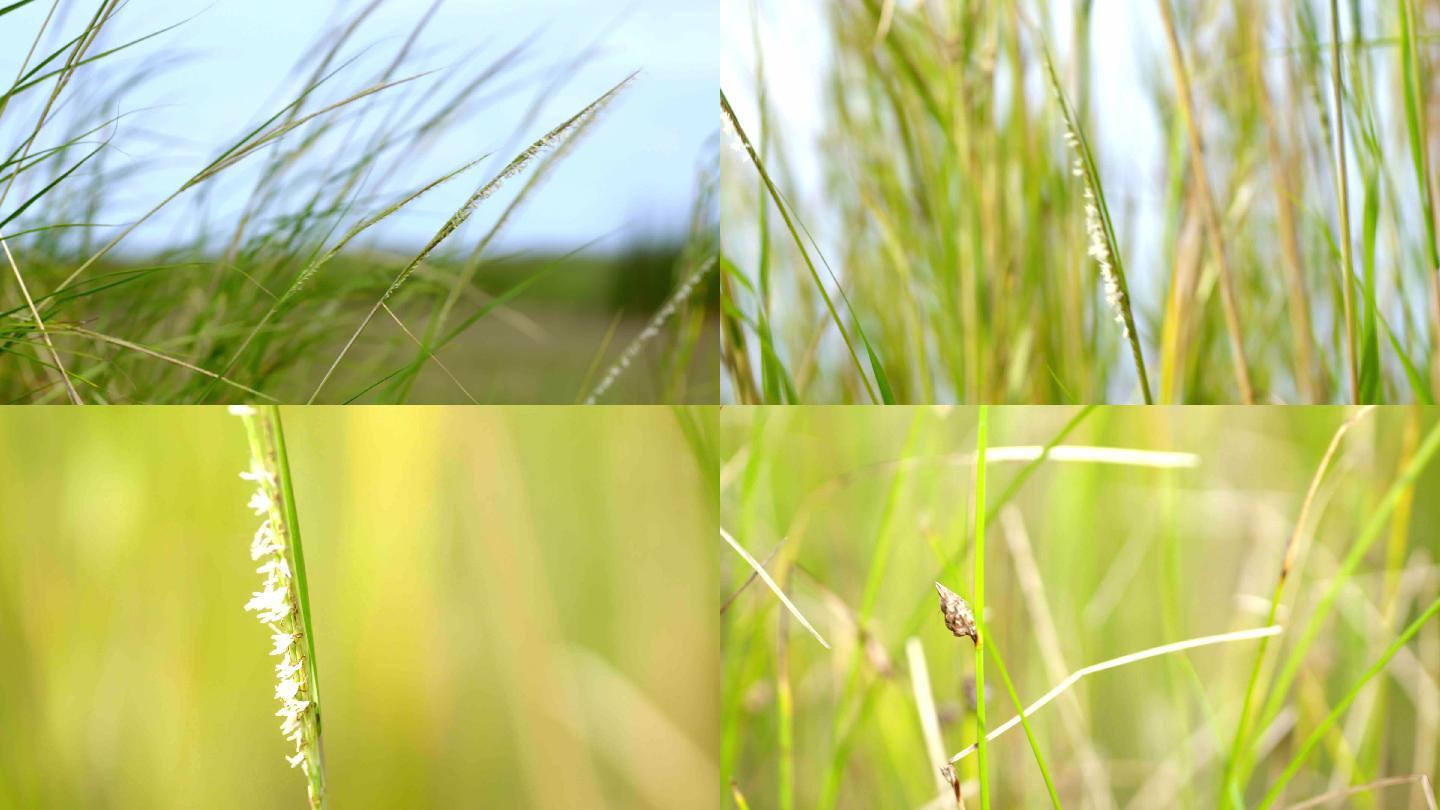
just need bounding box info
[722,0,1439,404]
[720,406,1440,806]
[0,1,717,403]
[0,406,719,807]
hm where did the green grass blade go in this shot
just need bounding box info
[307,72,635,403]
[973,405,989,810]
[0,0,39,18]
[986,637,1062,808]
[1243,418,1440,789]
[1257,592,1440,809]
[721,88,879,403]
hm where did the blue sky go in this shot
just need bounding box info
[0,0,717,253]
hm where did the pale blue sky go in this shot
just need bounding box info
[0,0,716,252]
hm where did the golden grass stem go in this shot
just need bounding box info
[1156,0,1254,403]
[1285,773,1437,810]
[65,326,275,401]
[719,528,829,649]
[1222,405,1373,802]
[906,637,956,804]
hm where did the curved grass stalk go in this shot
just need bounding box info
[1221,406,1373,804]
[1285,773,1436,810]
[1241,418,1440,792]
[949,626,1283,763]
[61,325,275,401]
[584,256,717,403]
[55,70,433,295]
[721,88,886,404]
[204,153,492,389]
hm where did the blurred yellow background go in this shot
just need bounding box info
[0,406,718,808]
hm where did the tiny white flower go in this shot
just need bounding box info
[247,488,273,515]
[228,405,257,416]
[276,652,303,679]
[257,557,291,581]
[271,633,298,657]
[251,521,282,560]
[245,585,291,623]
[275,676,303,702]
[238,428,319,787]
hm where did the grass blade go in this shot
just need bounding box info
[307,73,636,402]
[720,527,829,650]
[1257,595,1440,808]
[973,405,989,809]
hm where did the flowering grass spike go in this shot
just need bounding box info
[230,405,326,809]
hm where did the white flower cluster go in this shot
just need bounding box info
[1062,127,1129,339]
[239,459,315,774]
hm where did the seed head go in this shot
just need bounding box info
[934,581,978,644]
[940,764,962,807]
[1063,123,1130,339]
[233,408,322,802]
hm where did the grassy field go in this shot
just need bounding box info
[0,406,719,808]
[721,406,1440,807]
[721,0,1439,404]
[0,1,717,403]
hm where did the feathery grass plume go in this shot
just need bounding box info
[230,405,326,808]
[1033,30,1152,404]
[584,255,717,403]
[0,2,714,405]
[306,72,638,403]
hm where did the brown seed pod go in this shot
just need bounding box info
[940,764,961,807]
[934,581,978,644]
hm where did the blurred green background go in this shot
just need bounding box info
[0,406,718,808]
[722,407,1440,808]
